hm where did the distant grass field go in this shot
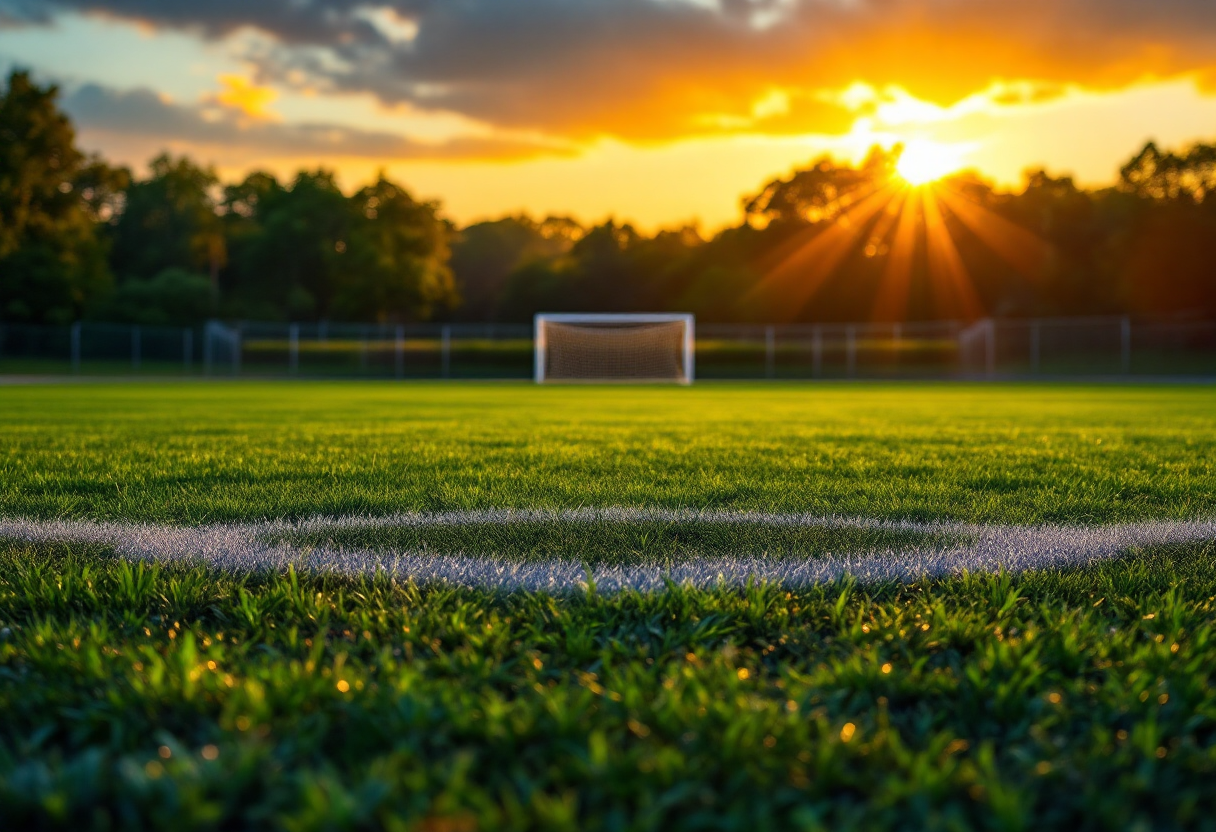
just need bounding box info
[1,382,1214,523]
[2,382,1216,830]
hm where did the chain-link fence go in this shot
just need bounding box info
[1,316,1213,380]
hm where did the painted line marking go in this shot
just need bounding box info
[2,509,1215,592]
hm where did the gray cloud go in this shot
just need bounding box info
[61,82,562,161]
[11,1,1216,139]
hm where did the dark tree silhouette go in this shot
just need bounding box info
[0,70,119,323]
[3,80,1216,326]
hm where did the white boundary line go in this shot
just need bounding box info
[2,509,1215,592]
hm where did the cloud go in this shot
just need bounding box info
[61,82,564,161]
[0,0,50,25]
[13,0,1216,141]
[205,75,281,122]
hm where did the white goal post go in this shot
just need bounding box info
[534,313,695,384]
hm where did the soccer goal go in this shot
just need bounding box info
[534,313,695,383]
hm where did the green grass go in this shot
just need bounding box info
[2,541,1215,830]
[2,381,1216,830]
[1,382,1214,524]
[273,520,963,567]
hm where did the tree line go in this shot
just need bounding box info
[2,70,1215,327]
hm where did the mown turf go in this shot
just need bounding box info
[0,381,1214,524]
[2,541,1215,830]
[274,520,962,566]
[2,381,1216,830]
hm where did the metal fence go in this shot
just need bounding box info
[1,316,1213,380]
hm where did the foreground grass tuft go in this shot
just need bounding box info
[3,541,1215,830]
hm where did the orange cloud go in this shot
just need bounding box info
[66,83,566,163]
[208,74,280,122]
[22,0,1216,144]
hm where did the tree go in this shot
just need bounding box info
[335,175,457,322]
[109,154,225,290]
[7,79,1216,328]
[218,171,456,322]
[743,147,897,227]
[0,70,116,323]
[449,215,582,321]
[94,268,214,326]
[1119,141,1216,204]
[219,169,350,319]
[219,171,293,318]
[1110,142,1216,316]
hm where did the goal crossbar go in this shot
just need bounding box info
[534,313,695,384]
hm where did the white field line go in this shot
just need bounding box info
[2,509,1216,592]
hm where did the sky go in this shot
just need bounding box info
[2,0,1216,231]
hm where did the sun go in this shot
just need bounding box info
[896,140,966,186]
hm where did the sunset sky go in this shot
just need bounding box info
[3,0,1216,230]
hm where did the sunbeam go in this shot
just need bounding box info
[922,188,984,319]
[749,180,901,317]
[936,185,1053,280]
[753,145,1052,322]
[871,188,919,321]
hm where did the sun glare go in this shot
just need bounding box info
[896,141,965,186]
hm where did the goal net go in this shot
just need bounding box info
[534,314,695,383]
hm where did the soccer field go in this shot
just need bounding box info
[2,382,1216,829]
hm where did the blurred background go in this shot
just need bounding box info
[3,0,1216,378]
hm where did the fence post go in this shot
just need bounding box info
[71,322,82,374]
[985,320,996,379]
[395,325,405,380]
[812,326,823,378]
[846,326,856,378]
[684,317,695,383]
[183,328,192,374]
[765,325,776,379]
[535,318,546,383]
[441,325,451,379]
[1121,316,1132,375]
[1030,319,1040,375]
[289,323,299,375]
[131,325,141,372]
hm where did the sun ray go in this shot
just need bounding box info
[870,188,920,321]
[935,186,1053,280]
[921,189,984,319]
[745,145,1054,323]
[750,182,901,317]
